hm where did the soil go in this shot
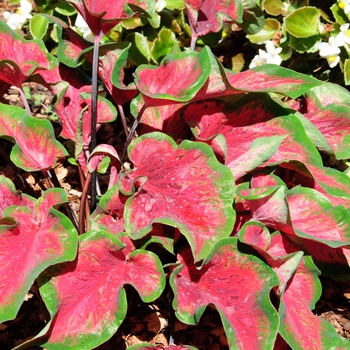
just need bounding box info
[0,1,350,349]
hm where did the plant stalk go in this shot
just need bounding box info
[79,172,91,234]
[89,34,101,211]
[120,104,147,160]
[15,85,32,116]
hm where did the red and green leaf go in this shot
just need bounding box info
[37,14,92,68]
[236,182,291,233]
[303,104,350,159]
[122,132,235,261]
[88,144,121,189]
[185,0,243,37]
[304,82,350,112]
[228,135,286,180]
[283,162,350,209]
[99,43,138,106]
[182,95,322,169]
[286,187,350,247]
[226,64,322,99]
[170,238,279,350]
[0,103,67,171]
[134,47,213,106]
[239,227,305,296]
[0,175,33,215]
[0,21,57,87]
[136,97,190,140]
[52,69,117,147]
[37,231,165,349]
[279,256,349,349]
[67,0,154,37]
[0,187,78,322]
[55,23,92,67]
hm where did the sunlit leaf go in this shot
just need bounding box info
[0,185,77,322]
[0,21,57,87]
[287,186,350,247]
[185,0,243,38]
[0,104,67,171]
[38,231,164,349]
[122,132,235,261]
[170,238,279,349]
[284,6,320,38]
[279,256,349,349]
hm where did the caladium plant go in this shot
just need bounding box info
[1,0,350,349]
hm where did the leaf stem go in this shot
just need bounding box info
[118,103,129,137]
[120,104,147,160]
[14,85,32,116]
[46,169,79,231]
[79,171,91,234]
[90,35,102,211]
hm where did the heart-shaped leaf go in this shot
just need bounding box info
[170,238,279,350]
[55,22,92,67]
[283,162,350,208]
[226,64,322,98]
[185,0,243,38]
[279,256,349,349]
[0,103,67,171]
[135,96,190,139]
[0,175,33,215]
[236,183,291,233]
[99,43,138,106]
[87,144,121,188]
[0,186,78,322]
[37,231,165,349]
[304,104,350,159]
[238,220,271,251]
[134,47,213,107]
[286,187,350,247]
[182,96,322,169]
[67,0,154,37]
[53,68,117,148]
[122,132,235,261]
[229,135,286,180]
[0,21,57,87]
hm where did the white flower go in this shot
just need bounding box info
[155,0,166,12]
[249,49,268,68]
[318,36,342,68]
[74,13,94,43]
[335,23,350,46]
[338,0,350,15]
[249,41,282,68]
[3,0,32,31]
